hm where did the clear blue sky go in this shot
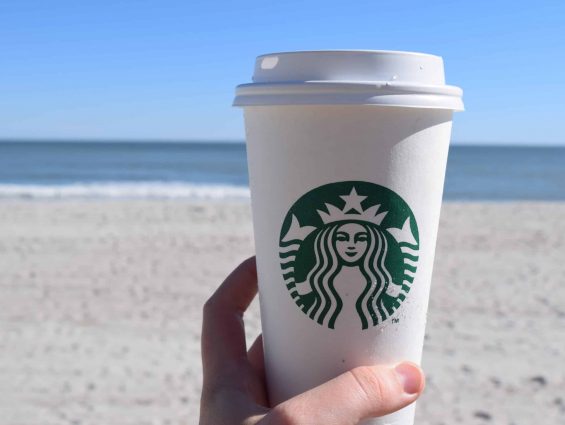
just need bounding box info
[1,0,563,144]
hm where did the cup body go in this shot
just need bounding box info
[243,104,453,425]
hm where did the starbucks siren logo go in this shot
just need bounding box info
[279,181,419,330]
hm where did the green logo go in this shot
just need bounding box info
[279,181,419,330]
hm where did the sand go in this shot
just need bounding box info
[0,200,563,425]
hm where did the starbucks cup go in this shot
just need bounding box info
[234,50,463,425]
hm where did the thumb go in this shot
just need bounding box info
[261,362,424,425]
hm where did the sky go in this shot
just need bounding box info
[0,0,564,145]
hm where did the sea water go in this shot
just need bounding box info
[0,141,563,200]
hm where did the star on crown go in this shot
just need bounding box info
[281,186,418,245]
[317,187,388,225]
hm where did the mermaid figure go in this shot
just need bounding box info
[295,219,402,329]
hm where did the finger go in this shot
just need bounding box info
[247,334,269,406]
[247,334,265,382]
[262,362,424,425]
[202,257,258,386]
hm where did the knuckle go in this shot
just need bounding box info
[202,297,217,317]
[348,366,392,405]
[241,256,256,268]
[238,257,258,283]
[241,255,257,269]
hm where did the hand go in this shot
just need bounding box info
[200,257,425,425]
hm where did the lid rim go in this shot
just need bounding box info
[236,81,463,96]
[256,49,442,60]
[234,92,464,111]
[234,102,464,111]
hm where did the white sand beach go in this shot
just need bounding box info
[0,201,563,425]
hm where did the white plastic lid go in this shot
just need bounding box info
[234,50,463,111]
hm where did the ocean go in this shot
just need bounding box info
[0,141,563,200]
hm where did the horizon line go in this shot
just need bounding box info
[0,138,563,147]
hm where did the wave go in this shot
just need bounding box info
[0,182,251,200]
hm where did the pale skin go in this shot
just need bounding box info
[200,257,425,425]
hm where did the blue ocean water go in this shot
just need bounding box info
[0,141,563,200]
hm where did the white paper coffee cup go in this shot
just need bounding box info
[234,50,463,425]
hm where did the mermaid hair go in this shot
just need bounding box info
[303,222,392,329]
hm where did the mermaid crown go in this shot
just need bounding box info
[317,187,388,225]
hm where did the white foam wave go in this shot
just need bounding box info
[0,182,251,200]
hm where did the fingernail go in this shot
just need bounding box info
[394,362,423,395]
